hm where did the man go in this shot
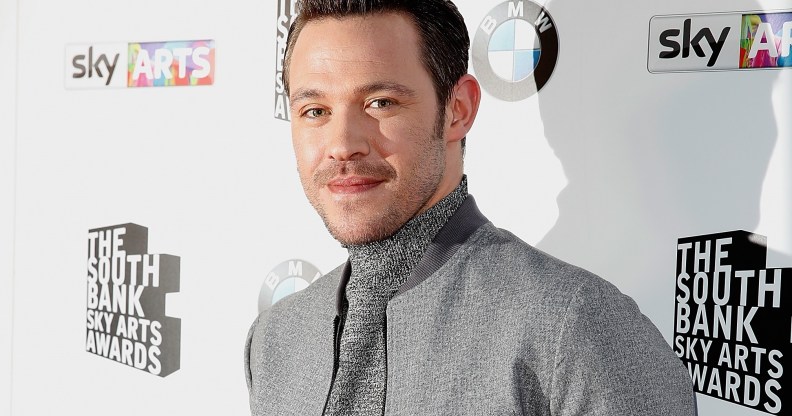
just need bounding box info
[245,0,695,415]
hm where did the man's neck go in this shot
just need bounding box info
[345,175,468,293]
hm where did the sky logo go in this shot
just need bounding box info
[66,43,129,88]
[65,39,214,89]
[648,11,791,73]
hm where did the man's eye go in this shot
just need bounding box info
[369,99,394,109]
[304,108,327,118]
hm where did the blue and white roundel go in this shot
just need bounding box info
[258,259,323,312]
[488,19,542,82]
[472,0,559,101]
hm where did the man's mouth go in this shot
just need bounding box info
[327,176,384,194]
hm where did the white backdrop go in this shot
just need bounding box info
[2,0,18,413]
[6,0,792,415]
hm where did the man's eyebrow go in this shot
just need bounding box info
[355,82,417,98]
[290,88,324,107]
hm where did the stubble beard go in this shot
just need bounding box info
[303,115,447,246]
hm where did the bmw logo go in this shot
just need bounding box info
[472,0,559,101]
[258,259,323,312]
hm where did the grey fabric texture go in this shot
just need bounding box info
[324,178,467,415]
[245,197,695,416]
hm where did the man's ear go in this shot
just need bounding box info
[445,74,482,143]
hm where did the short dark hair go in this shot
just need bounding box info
[283,0,470,112]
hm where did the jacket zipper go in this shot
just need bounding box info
[321,315,342,415]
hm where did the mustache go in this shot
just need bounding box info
[312,160,397,184]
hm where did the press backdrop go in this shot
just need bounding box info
[3,0,791,415]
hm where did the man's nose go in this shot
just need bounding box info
[326,110,371,161]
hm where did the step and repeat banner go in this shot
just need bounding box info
[6,0,791,415]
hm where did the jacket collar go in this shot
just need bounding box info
[334,195,489,316]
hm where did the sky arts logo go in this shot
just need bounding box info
[472,0,559,101]
[65,40,215,89]
[649,11,792,73]
[258,259,322,313]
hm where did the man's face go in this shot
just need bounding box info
[288,13,449,245]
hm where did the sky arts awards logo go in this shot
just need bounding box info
[472,0,559,101]
[674,231,791,414]
[85,224,181,377]
[258,259,322,312]
[274,0,299,121]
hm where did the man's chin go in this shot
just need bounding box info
[324,217,402,246]
[328,227,393,246]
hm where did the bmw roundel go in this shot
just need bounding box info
[473,0,559,101]
[258,259,323,313]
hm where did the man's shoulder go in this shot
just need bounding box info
[463,222,612,300]
[245,262,343,385]
[246,262,344,358]
[447,221,666,334]
[245,263,344,414]
[254,261,344,327]
[460,224,694,413]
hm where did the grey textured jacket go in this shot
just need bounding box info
[245,196,696,415]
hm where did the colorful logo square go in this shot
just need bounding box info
[127,40,215,87]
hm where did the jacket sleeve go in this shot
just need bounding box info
[244,313,262,393]
[245,310,272,416]
[548,278,697,415]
